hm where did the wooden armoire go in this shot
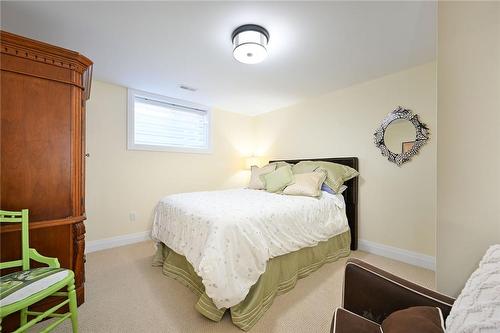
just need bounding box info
[0,31,92,330]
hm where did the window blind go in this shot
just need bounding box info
[133,96,209,150]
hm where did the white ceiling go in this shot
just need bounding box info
[1,1,436,116]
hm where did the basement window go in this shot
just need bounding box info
[127,89,211,153]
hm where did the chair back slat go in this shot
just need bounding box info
[0,209,24,217]
[0,217,23,223]
[0,209,30,270]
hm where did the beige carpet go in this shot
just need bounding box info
[32,241,435,333]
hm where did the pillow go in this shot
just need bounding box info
[269,161,290,169]
[292,161,358,192]
[291,161,319,174]
[248,164,276,190]
[283,170,327,197]
[262,165,294,193]
[319,162,359,193]
[322,183,347,195]
[381,306,445,333]
[445,245,500,333]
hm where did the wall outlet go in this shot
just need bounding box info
[129,211,137,222]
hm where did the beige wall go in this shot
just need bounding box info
[436,2,500,296]
[254,62,437,257]
[86,64,438,259]
[85,80,254,241]
[81,5,500,287]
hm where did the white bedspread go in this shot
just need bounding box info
[151,188,349,309]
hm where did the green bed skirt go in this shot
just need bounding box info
[152,230,351,331]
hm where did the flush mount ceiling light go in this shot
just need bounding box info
[232,24,269,64]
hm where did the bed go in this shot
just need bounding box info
[151,157,359,331]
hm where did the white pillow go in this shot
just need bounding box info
[445,245,500,333]
[283,170,327,197]
[247,164,276,190]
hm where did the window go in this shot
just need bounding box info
[127,89,211,153]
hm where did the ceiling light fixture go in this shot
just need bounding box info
[232,24,269,64]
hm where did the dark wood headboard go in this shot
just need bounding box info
[269,157,359,250]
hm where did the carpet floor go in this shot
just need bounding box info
[31,241,435,333]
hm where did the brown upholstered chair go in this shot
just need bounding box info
[331,258,456,333]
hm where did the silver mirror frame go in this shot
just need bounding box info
[374,106,429,166]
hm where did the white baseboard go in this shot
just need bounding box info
[86,230,151,254]
[358,239,436,271]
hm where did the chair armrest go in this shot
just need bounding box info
[29,248,60,268]
[331,307,382,333]
[342,258,455,324]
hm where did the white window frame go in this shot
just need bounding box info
[127,89,212,154]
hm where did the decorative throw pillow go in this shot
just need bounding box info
[283,170,327,197]
[321,183,347,195]
[381,306,445,333]
[248,164,276,190]
[292,161,358,193]
[320,162,358,193]
[262,165,294,193]
[269,161,290,169]
[445,245,500,333]
[291,161,319,174]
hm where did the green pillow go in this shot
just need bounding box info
[269,161,290,169]
[262,165,294,193]
[292,161,319,174]
[292,161,359,192]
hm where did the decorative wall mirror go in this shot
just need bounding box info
[374,106,429,166]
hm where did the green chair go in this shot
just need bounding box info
[0,209,78,332]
